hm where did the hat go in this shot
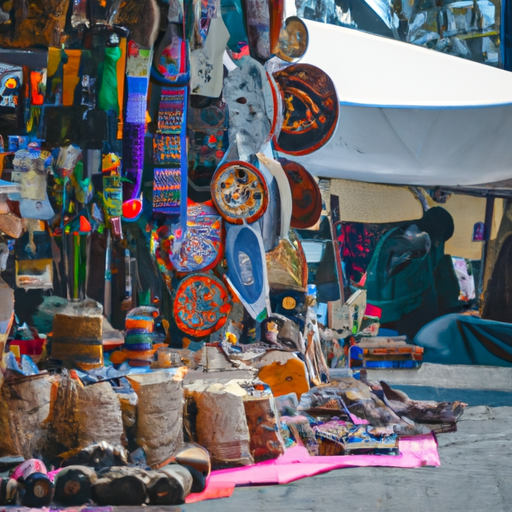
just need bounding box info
[416,206,454,243]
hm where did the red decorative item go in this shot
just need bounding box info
[269,0,285,51]
[122,198,143,221]
[174,274,232,337]
[78,216,92,233]
[278,157,322,229]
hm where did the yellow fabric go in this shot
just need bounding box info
[47,47,61,78]
[62,50,82,106]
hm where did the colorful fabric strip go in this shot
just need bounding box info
[153,168,181,214]
[152,86,188,220]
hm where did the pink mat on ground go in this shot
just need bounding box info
[186,480,236,503]
[208,434,439,488]
[51,436,440,504]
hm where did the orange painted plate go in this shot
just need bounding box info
[174,273,232,337]
[278,157,322,229]
[273,63,339,156]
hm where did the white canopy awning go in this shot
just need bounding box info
[279,13,512,186]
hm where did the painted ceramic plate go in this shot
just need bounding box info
[273,64,339,156]
[278,157,322,229]
[174,273,231,337]
[211,161,269,224]
[223,58,278,159]
[274,16,309,63]
[169,201,223,273]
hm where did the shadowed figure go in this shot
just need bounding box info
[365,206,461,338]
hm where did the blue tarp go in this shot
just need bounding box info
[414,314,512,367]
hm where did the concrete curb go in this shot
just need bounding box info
[366,363,512,391]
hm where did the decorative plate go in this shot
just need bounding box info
[274,16,309,63]
[278,157,322,229]
[273,63,339,156]
[211,161,268,224]
[174,273,231,336]
[169,201,223,273]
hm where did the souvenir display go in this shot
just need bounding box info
[273,63,339,156]
[266,231,308,292]
[122,0,160,199]
[254,161,281,252]
[123,44,151,199]
[257,152,292,239]
[0,3,468,509]
[242,0,284,62]
[11,144,54,220]
[223,57,275,160]
[0,62,22,108]
[153,87,188,219]
[190,15,230,97]
[152,17,189,86]
[111,306,161,367]
[187,95,229,192]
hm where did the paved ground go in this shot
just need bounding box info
[184,383,512,512]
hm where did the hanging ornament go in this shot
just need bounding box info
[174,273,231,337]
[211,161,268,224]
[273,64,339,156]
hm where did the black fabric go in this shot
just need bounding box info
[415,206,455,243]
[41,106,87,146]
[482,234,512,323]
[315,241,340,303]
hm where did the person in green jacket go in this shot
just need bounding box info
[365,206,461,338]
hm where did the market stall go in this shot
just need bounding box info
[0,0,475,508]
